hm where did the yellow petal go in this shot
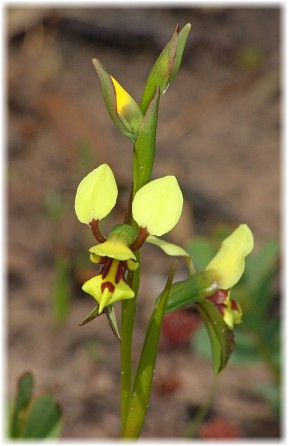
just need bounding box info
[132,176,183,236]
[110,280,135,304]
[82,275,135,314]
[89,240,137,262]
[75,164,118,224]
[111,77,143,133]
[111,77,137,114]
[82,275,102,302]
[205,224,254,289]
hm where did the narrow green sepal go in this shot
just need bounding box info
[133,86,160,192]
[78,305,100,326]
[122,262,177,438]
[140,23,191,114]
[79,304,121,342]
[162,271,218,313]
[105,305,121,342]
[195,299,235,374]
[169,23,192,83]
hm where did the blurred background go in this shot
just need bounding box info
[7,6,280,439]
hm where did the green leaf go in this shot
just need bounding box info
[122,262,177,438]
[195,299,235,374]
[163,271,218,313]
[140,23,191,114]
[10,371,34,438]
[133,86,160,192]
[23,394,62,439]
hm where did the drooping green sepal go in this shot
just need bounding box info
[158,271,235,373]
[140,23,191,114]
[79,304,121,342]
[122,262,177,438]
[92,59,143,142]
[195,299,235,374]
[133,86,160,192]
[163,271,218,313]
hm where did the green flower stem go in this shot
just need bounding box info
[120,252,140,433]
[122,262,177,438]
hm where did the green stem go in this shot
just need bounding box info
[184,374,219,438]
[120,253,140,433]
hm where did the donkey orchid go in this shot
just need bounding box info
[75,164,184,314]
[204,224,254,328]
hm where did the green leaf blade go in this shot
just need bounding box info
[23,394,62,439]
[10,371,34,438]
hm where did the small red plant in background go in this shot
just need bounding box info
[162,309,201,346]
[198,416,241,439]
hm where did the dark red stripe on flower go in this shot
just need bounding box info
[101,281,115,293]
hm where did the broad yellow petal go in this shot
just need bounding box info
[75,164,118,224]
[82,275,102,302]
[132,176,183,236]
[89,240,137,262]
[205,224,254,289]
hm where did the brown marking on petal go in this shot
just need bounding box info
[101,281,115,293]
[115,261,126,284]
[100,259,113,279]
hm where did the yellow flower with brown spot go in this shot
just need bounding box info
[75,164,185,313]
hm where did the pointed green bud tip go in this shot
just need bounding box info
[140,23,192,114]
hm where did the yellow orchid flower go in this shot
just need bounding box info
[82,259,136,314]
[75,164,184,313]
[204,224,254,328]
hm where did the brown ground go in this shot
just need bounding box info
[7,6,280,439]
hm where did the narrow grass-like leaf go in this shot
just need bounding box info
[122,262,177,438]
